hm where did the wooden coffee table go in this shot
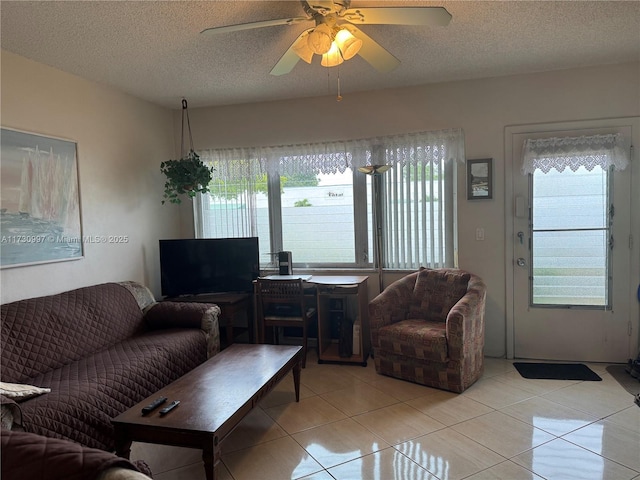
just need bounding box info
[112,344,302,480]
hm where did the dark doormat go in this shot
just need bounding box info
[513,362,602,381]
[605,364,640,396]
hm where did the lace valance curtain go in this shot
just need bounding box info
[521,133,629,174]
[198,128,465,175]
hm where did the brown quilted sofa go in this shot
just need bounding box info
[0,281,221,470]
[369,268,486,393]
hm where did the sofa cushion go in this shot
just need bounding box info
[145,302,211,330]
[19,329,206,451]
[377,319,448,362]
[1,283,147,383]
[409,269,470,322]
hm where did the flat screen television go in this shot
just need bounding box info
[159,237,259,298]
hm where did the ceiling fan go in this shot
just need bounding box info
[201,0,451,76]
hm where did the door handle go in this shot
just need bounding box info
[516,258,526,267]
[517,232,524,244]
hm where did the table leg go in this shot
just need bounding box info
[226,323,234,347]
[113,428,132,460]
[246,300,255,343]
[223,306,235,346]
[293,355,301,402]
[202,436,220,480]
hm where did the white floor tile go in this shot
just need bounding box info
[452,410,556,458]
[395,429,506,480]
[511,438,638,480]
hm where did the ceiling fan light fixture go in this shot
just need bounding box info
[293,32,314,63]
[334,28,362,60]
[307,23,333,55]
[321,42,344,67]
[358,165,391,175]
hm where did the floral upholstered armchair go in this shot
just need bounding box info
[369,268,486,393]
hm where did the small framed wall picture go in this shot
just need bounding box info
[467,158,493,200]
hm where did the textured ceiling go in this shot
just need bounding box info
[1,1,639,109]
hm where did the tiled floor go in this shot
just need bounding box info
[130,355,640,480]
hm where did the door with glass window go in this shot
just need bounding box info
[510,124,636,362]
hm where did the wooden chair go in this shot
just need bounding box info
[256,278,316,368]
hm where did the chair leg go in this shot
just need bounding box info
[301,325,307,368]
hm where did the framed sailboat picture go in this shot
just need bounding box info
[1,128,83,268]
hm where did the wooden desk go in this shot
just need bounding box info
[165,292,253,346]
[259,275,370,366]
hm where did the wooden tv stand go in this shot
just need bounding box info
[164,292,253,346]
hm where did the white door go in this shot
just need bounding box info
[507,119,639,362]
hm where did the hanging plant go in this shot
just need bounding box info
[161,99,213,205]
[161,150,212,204]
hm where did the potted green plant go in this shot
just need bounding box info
[161,98,213,204]
[161,150,212,204]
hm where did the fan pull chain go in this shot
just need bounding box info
[326,68,343,102]
[327,69,331,95]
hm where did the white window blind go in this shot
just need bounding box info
[194,148,263,239]
[382,130,462,268]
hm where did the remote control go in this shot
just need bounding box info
[159,400,180,416]
[141,397,167,415]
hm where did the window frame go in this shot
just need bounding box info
[265,168,370,269]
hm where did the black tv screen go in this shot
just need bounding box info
[159,237,259,297]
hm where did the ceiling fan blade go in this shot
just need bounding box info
[270,30,313,76]
[342,7,451,27]
[201,16,309,35]
[306,0,345,15]
[307,1,336,11]
[342,24,400,73]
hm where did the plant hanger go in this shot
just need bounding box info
[180,98,195,158]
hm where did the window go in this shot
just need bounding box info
[531,166,611,306]
[522,133,629,307]
[278,168,359,265]
[195,129,464,270]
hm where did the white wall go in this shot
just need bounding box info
[2,50,637,357]
[0,51,179,303]
[183,62,640,357]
